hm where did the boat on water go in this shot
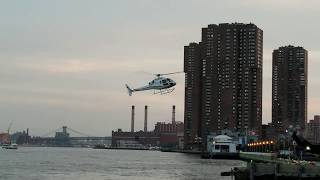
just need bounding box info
[2,143,18,150]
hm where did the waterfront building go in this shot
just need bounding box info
[184,23,263,149]
[111,130,160,147]
[112,105,184,148]
[154,121,184,133]
[112,121,184,148]
[0,133,10,144]
[155,121,184,148]
[206,135,238,154]
[272,46,308,134]
[305,115,320,144]
[11,130,30,144]
[261,123,277,140]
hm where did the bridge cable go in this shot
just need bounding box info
[67,127,93,137]
[40,127,63,137]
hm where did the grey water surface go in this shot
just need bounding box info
[0,147,245,180]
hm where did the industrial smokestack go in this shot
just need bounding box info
[172,105,176,124]
[131,105,135,132]
[26,128,29,144]
[144,105,148,132]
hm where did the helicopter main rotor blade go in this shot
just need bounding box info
[155,71,184,77]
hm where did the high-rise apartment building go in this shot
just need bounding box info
[184,42,203,148]
[184,23,263,149]
[305,115,320,144]
[272,46,308,133]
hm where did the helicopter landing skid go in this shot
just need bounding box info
[154,88,175,95]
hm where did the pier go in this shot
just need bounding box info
[229,160,320,180]
[222,152,320,180]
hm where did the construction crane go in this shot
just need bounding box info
[7,122,13,134]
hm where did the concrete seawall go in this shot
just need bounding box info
[230,152,320,179]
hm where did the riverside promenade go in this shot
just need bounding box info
[226,152,320,180]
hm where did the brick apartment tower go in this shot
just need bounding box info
[272,46,308,134]
[184,23,263,149]
[184,42,203,149]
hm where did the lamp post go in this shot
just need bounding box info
[194,136,202,151]
[244,126,248,145]
[285,129,291,160]
[266,141,270,152]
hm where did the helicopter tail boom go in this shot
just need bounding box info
[125,84,134,96]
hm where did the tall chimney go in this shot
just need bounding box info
[26,128,29,144]
[172,105,176,124]
[131,105,135,132]
[144,105,148,132]
[62,126,67,134]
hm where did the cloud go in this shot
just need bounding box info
[16,59,124,74]
[1,0,320,135]
[241,0,320,11]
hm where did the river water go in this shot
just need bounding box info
[0,147,245,180]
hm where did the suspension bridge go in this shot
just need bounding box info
[30,126,111,147]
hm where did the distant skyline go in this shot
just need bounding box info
[1,0,320,136]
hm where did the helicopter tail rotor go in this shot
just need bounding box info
[125,84,134,96]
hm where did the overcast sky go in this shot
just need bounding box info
[1,0,319,136]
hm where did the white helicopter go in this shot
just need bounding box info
[125,72,182,96]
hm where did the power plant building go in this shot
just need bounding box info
[112,105,183,148]
[184,23,263,149]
